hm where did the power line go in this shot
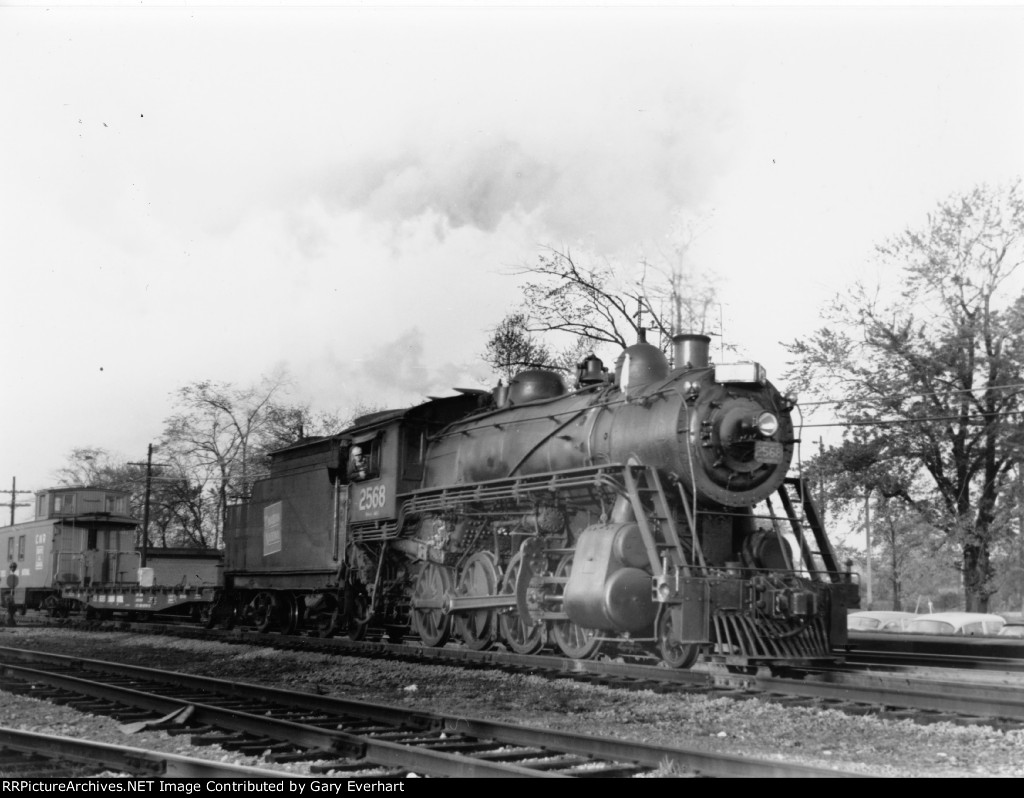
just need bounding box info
[799,407,1024,430]
[797,381,1024,408]
[1,478,32,526]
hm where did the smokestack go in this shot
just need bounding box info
[672,333,711,369]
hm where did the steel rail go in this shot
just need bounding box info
[0,646,866,778]
[754,670,1024,721]
[0,726,309,777]
[0,661,556,778]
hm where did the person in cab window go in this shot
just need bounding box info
[350,446,369,481]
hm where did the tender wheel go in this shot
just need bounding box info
[279,594,303,635]
[411,562,453,647]
[42,595,68,619]
[657,607,700,669]
[250,591,279,634]
[454,551,499,651]
[550,553,602,659]
[198,601,217,630]
[498,552,546,655]
[310,594,341,638]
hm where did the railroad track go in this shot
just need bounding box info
[152,623,1024,729]
[0,727,303,778]
[13,617,1024,731]
[845,630,1024,672]
[0,646,864,778]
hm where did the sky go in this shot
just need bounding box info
[2,2,1023,523]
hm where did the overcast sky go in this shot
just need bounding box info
[2,2,1023,523]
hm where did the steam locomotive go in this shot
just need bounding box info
[214,333,859,670]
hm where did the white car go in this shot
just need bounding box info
[847,610,917,632]
[903,612,1005,636]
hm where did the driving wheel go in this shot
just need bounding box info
[497,551,546,655]
[550,553,603,659]
[454,551,499,650]
[411,562,453,647]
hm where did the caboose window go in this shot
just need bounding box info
[17,536,25,560]
[5,538,12,561]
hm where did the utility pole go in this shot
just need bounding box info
[1019,464,1024,616]
[817,437,826,528]
[864,489,873,610]
[3,478,32,526]
[128,445,159,568]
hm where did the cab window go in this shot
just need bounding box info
[402,428,427,480]
[348,435,382,482]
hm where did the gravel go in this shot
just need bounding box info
[2,625,1024,778]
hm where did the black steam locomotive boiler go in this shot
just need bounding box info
[219,333,858,671]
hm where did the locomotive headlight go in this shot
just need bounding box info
[755,411,779,437]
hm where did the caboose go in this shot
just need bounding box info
[1,486,221,620]
[1,487,138,614]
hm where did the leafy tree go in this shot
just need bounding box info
[787,180,1024,611]
[807,438,925,609]
[483,312,553,381]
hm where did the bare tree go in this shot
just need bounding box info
[161,372,292,546]
[512,239,719,362]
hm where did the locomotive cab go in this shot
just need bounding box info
[345,415,435,524]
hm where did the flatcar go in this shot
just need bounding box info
[214,334,859,671]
